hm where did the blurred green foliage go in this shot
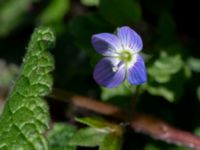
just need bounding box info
[70,117,123,150]
[0,0,35,36]
[0,60,19,87]
[39,0,70,25]
[81,0,100,6]
[188,57,200,73]
[148,52,183,83]
[0,0,199,149]
[47,123,77,150]
[99,0,142,25]
[101,83,133,101]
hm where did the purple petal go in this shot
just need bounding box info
[91,33,122,56]
[127,54,147,85]
[93,57,126,88]
[117,26,143,52]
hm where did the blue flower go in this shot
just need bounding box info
[91,26,147,88]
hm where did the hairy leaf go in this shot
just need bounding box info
[0,27,55,150]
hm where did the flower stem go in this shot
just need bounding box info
[128,85,140,119]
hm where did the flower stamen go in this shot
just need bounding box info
[120,50,132,63]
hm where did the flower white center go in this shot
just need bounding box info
[120,51,132,62]
[112,50,137,73]
[119,50,137,68]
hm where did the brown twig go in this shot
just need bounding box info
[50,88,200,150]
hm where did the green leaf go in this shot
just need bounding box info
[187,57,200,73]
[75,117,124,149]
[144,84,175,102]
[76,117,114,131]
[145,49,190,102]
[144,143,188,150]
[144,144,161,150]
[183,65,192,79]
[70,127,106,147]
[81,0,100,6]
[99,0,142,25]
[101,83,133,101]
[197,86,200,102]
[170,147,189,150]
[144,66,188,103]
[99,133,123,150]
[39,0,70,25]
[194,127,200,137]
[0,0,35,37]
[148,51,183,83]
[47,123,77,150]
[0,27,55,149]
[76,117,124,135]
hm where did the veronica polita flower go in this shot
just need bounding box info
[92,26,147,88]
